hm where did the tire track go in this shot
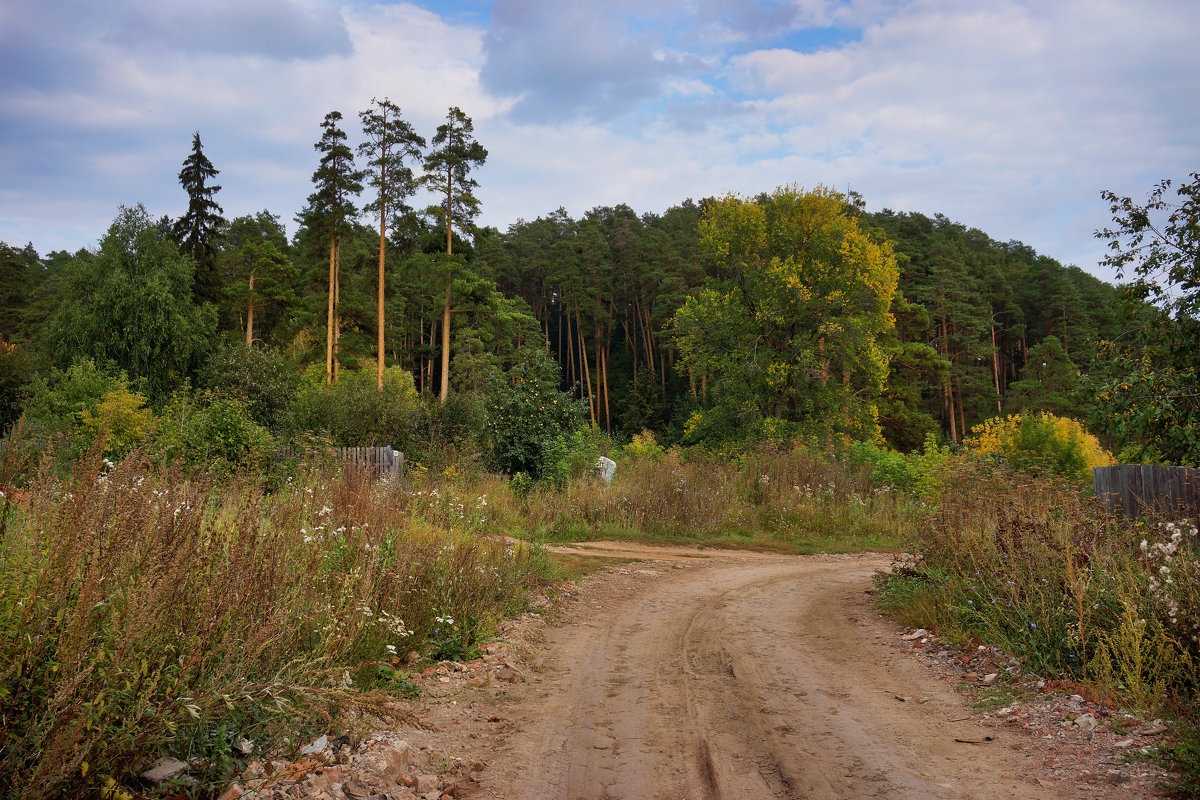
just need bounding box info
[484,549,1068,800]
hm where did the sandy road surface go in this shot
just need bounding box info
[474,545,1081,800]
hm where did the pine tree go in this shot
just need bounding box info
[359,98,425,389]
[174,132,225,304]
[298,112,363,385]
[421,107,487,402]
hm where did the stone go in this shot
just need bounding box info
[1074,713,1099,732]
[981,673,999,685]
[300,735,330,756]
[414,774,440,793]
[595,456,616,484]
[900,629,928,640]
[218,782,244,800]
[495,666,521,683]
[237,737,255,755]
[141,757,189,784]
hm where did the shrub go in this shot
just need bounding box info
[291,364,420,448]
[622,429,665,462]
[155,391,273,473]
[484,347,583,478]
[76,387,154,460]
[21,359,153,463]
[198,338,298,433]
[967,412,1113,485]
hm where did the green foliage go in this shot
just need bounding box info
[173,132,225,304]
[291,363,420,447]
[0,341,32,434]
[673,185,899,446]
[421,106,487,245]
[43,205,217,405]
[484,346,584,478]
[198,338,298,433]
[76,387,154,460]
[155,392,273,473]
[1006,335,1083,418]
[539,426,611,488]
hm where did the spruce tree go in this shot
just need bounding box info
[174,132,225,304]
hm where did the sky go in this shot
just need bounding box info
[2,0,1197,281]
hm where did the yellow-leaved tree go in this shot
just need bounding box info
[672,185,899,445]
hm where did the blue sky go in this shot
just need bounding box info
[2,0,1198,280]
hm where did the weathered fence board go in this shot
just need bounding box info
[1093,465,1200,518]
[275,445,404,479]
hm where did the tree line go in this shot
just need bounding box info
[0,105,1194,467]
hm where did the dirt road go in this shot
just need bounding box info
[471,544,1106,800]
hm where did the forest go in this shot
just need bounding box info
[0,102,1193,475]
[3,102,1200,799]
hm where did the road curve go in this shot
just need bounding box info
[481,548,1054,800]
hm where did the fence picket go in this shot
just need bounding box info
[1094,465,1200,518]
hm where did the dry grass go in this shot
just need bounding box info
[0,448,545,799]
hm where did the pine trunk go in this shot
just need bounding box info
[378,205,387,390]
[578,312,595,424]
[326,235,335,386]
[440,166,453,403]
[246,271,255,347]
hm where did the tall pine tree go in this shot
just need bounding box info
[173,132,225,304]
[421,107,486,402]
[358,98,425,389]
[298,112,362,385]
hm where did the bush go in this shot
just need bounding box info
[76,387,154,460]
[484,347,584,478]
[21,359,153,463]
[539,427,612,488]
[291,364,420,448]
[967,412,1113,485]
[622,429,665,462]
[155,391,273,473]
[198,339,298,433]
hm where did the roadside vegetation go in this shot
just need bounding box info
[2,160,1199,797]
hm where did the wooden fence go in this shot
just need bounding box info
[275,446,404,480]
[1093,465,1200,519]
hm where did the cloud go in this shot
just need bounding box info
[479,0,705,123]
[2,0,1198,281]
[107,0,354,60]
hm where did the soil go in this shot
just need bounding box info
[235,543,1172,800]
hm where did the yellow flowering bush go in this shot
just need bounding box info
[967,412,1114,485]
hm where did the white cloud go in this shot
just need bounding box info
[1,0,1198,280]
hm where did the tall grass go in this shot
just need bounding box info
[0,447,545,799]
[875,456,1199,712]
[476,446,910,551]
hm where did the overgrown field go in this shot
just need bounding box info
[3,437,1200,797]
[0,450,550,800]
[872,457,1200,797]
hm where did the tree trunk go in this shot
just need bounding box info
[378,204,387,390]
[333,239,343,383]
[601,344,611,434]
[578,312,595,424]
[440,165,453,403]
[326,235,335,386]
[246,271,255,347]
[565,309,575,385]
[990,319,1002,413]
